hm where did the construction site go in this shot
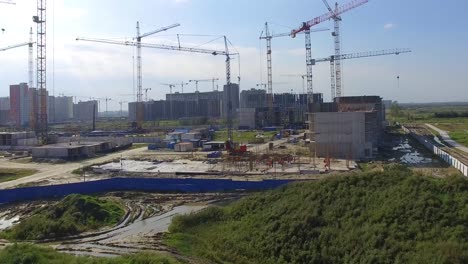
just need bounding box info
[0,0,467,261]
[1,0,465,185]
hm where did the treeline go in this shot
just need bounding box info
[434,110,468,118]
[166,165,468,264]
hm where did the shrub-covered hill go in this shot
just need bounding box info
[2,194,124,240]
[166,166,468,264]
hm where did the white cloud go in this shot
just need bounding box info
[384,23,395,30]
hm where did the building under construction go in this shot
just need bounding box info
[311,95,386,160]
[129,83,240,122]
[239,88,323,128]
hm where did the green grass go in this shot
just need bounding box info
[165,165,468,264]
[0,243,182,264]
[1,194,125,241]
[450,131,468,147]
[0,168,37,183]
[129,143,149,150]
[213,130,277,143]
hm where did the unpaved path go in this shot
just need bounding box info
[0,147,147,189]
[425,123,468,154]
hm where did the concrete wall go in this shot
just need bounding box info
[238,108,256,129]
[315,112,373,160]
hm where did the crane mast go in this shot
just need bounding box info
[135,22,180,103]
[264,23,273,125]
[28,27,34,88]
[333,2,343,98]
[33,0,47,143]
[260,23,327,125]
[322,0,343,99]
[136,22,142,102]
[224,36,233,143]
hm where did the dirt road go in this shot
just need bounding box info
[425,123,468,154]
[0,147,147,189]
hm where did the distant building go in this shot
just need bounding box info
[54,96,74,122]
[222,83,240,118]
[129,84,241,122]
[0,97,10,125]
[238,92,323,128]
[240,88,267,109]
[47,95,55,123]
[28,88,39,130]
[74,100,98,121]
[10,83,30,127]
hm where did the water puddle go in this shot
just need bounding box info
[392,139,433,165]
[0,216,19,230]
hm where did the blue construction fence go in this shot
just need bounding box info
[0,178,294,205]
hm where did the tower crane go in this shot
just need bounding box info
[281,74,306,94]
[161,83,175,119]
[76,35,238,136]
[0,27,35,88]
[321,0,345,100]
[188,78,219,92]
[33,0,48,143]
[143,87,151,101]
[0,42,29,51]
[176,82,189,93]
[291,0,369,105]
[118,101,128,117]
[135,22,180,102]
[312,48,412,99]
[93,97,112,116]
[259,22,327,125]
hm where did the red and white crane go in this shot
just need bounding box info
[291,0,369,104]
[260,22,327,125]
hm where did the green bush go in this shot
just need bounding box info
[166,165,468,263]
[2,194,125,240]
[0,243,181,264]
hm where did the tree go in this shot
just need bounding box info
[390,101,402,118]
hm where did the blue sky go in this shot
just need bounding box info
[0,0,467,110]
